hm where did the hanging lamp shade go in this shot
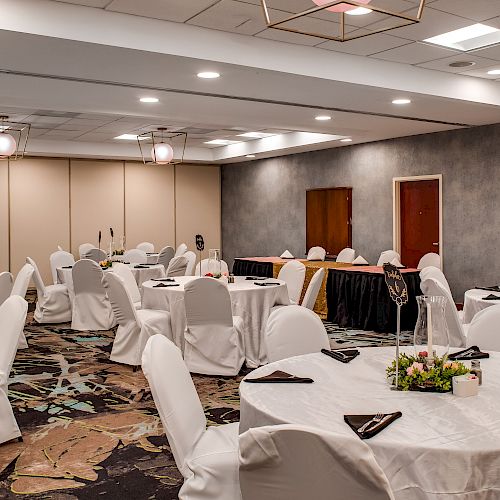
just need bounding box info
[0,115,30,160]
[0,133,17,158]
[151,142,174,164]
[137,127,187,165]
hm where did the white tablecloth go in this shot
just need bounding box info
[463,288,500,323]
[240,347,500,499]
[146,253,159,264]
[142,276,289,367]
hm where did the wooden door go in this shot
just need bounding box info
[306,190,327,251]
[400,179,439,268]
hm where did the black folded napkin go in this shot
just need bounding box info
[153,283,180,288]
[448,345,489,360]
[146,253,156,255]
[62,265,73,269]
[475,285,500,292]
[245,276,267,281]
[134,265,149,269]
[123,262,131,264]
[151,278,175,282]
[483,294,500,301]
[254,282,281,287]
[321,348,359,363]
[244,370,313,384]
[344,412,402,440]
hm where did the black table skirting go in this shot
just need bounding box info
[232,259,274,278]
[327,269,421,333]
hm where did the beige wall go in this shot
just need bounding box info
[1,158,221,283]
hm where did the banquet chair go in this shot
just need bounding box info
[158,246,175,272]
[301,267,325,310]
[123,249,148,264]
[377,250,400,267]
[49,250,75,284]
[466,305,500,351]
[418,252,441,270]
[57,245,65,252]
[307,246,326,261]
[265,305,330,362]
[142,335,241,500]
[0,272,13,306]
[83,248,108,263]
[195,259,229,277]
[78,243,96,259]
[336,247,356,263]
[239,424,394,500]
[420,277,468,348]
[166,255,189,277]
[184,278,244,376]
[136,242,155,253]
[0,296,28,445]
[71,259,115,331]
[11,264,35,349]
[103,273,172,367]
[27,257,72,324]
[175,243,188,257]
[420,266,451,296]
[184,251,197,276]
[277,260,306,304]
[111,263,142,309]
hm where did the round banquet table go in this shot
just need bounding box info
[463,288,500,324]
[239,347,500,499]
[141,276,290,367]
[146,253,159,264]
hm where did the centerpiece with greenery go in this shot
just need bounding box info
[99,259,113,269]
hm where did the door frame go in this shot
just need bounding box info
[392,174,443,268]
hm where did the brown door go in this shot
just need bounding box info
[400,179,439,268]
[306,190,327,252]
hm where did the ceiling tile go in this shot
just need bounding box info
[430,0,500,23]
[318,32,411,56]
[52,0,111,7]
[471,43,500,61]
[416,53,499,73]
[372,41,458,63]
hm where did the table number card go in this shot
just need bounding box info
[383,263,408,307]
[195,234,205,252]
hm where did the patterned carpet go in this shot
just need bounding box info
[0,294,411,498]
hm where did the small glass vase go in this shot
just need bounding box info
[414,295,449,361]
[208,249,222,276]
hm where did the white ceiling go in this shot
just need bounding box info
[0,0,498,163]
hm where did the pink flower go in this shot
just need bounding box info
[407,362,424,376]
[418,351,428,358]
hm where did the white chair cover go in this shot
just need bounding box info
[103,273,172,366]
[466,305,500,351]
[420,277,467,348]
[112,263,142,308]
[57,245,64,252]
[158,246,175,271]
[78,243,96,259]
[123,249,148,264]
[0,296,28,444]
[142,335,241,500]
[175,243,188,257]
[71,259,115,331]
[137,242,155,253]
[11,264,35,349]
[420,266,452,296]
[307,246,326,261]
[0,272,13,306]
[27,257,71,324]
[166,256,189,277]
[184,251,197,276]
[265,305,330,363]
[184,278,244,376]
[195,259,229,277]
[239,424,394,500]
[49,250,75,284]
[301,268,325,310]
[336,247,356,263]
[418,252,441,270]
[277,261,306,304]
[377,250,400,267]
[83,248,108,263]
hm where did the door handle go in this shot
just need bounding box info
[432,242,439,246]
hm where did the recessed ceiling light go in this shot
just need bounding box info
[392,98,411,105]
[315,115,332,121]
[424,23,500,51]
[115,134,147,141]
[340,138,353,143]
[487,69,500,75]
[449,61,475,68]
[245,154,256,158]
[345,7,372,15]
[197,71,220,79]
[139,97,159,103]
[204,139,240,145]
[238,132,275,139]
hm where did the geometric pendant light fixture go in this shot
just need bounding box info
[0,115,31,160]
[137,127,188,165]
[259,0,427,42]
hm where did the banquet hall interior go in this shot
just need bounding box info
[0,0,499,498]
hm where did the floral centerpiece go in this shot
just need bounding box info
[99,260,113,269]
[204,272,228,279]
[387,352,469,392]
[113,249,124,256]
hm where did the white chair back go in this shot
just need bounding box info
[83,248,108,263]
[466,305,500,351]
[174,243,188,257]
[336,247,356,263]
[184,251,197,276]
[377,250,400,267]
[418,252,441,270]
[277,261,306,304]
[57,245,64,252]
[11,264,34,298]
[307,246,326,261]
[166,256,189,277]
[301,268,325,310]
[239,424,394,500]
[420,266,451,295]
[26,257,46,295]
[142,335,206,478]
[265,305,329,362]
[0,272,13,306]
[420,277,466,348]
[72,259,106,298]
[195,259,229,276]
[102,272,138,326]
[50,250,75,284]
[79,243,96,259]
[158,246,175,271]
[137,242,154,253]
[123,249,147,264]
[111,263,141,305]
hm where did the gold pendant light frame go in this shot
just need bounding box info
[137,128,188,166]
[0,115,31,160]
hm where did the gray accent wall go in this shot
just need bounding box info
[221,123,500,300]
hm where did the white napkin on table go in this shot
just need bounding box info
[352,256,368,265]
[280,250,294,259]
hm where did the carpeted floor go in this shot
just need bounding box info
[0,294,411,498]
